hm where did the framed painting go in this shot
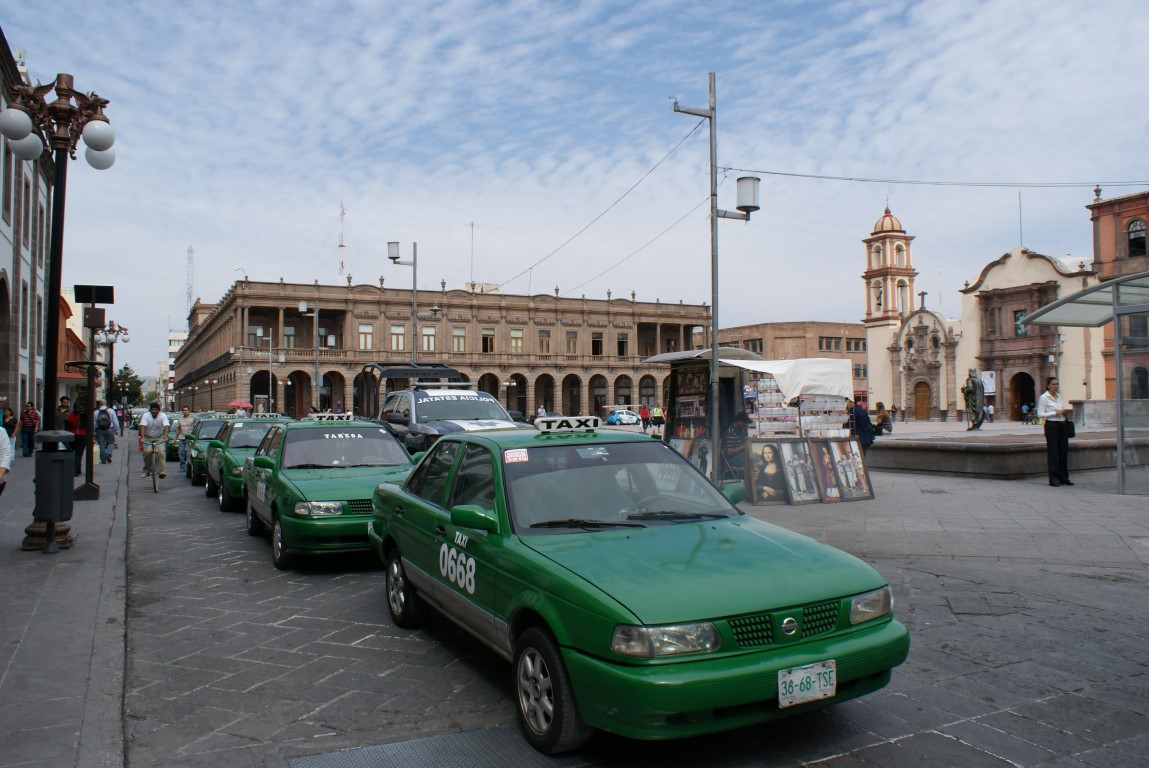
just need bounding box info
[668,438,692,458]
[809,439,842,503]
[686,427,711,476]
[748,439,789,505]
[777,438,820,505]
[829,438,874,501]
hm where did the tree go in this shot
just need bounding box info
[114,365,144,407]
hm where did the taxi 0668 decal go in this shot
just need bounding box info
[439,538,476,594]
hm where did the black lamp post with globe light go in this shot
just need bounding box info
[2,73,115,553]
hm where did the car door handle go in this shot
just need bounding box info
[434,524,447,538]
[394,504,405,517]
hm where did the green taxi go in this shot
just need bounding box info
[205,414,294,511]
[370,416,909,754]
[185,415,229,485]
[242,416,414,569]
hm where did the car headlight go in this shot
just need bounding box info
[611,622,720,658]
[230,466,244,476]
[294,501,344,517]
[849,586,893,625]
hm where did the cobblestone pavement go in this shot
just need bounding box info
[124,460,1149,767]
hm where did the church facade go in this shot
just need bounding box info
[862,208,1103,421]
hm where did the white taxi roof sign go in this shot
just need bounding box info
[303,413,356,421]
[534,415,601,433]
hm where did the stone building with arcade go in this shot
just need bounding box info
[174,276,709,419]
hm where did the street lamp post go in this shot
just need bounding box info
[94,322,129,434]
[673,72,760,484]
[2,75,116,554]
[388,242,418,364]
[299,300,320,408]
[0,74,115,431]
[204,378,217,411]
[256,330,273,412]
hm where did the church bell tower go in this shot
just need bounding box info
[862,208,918,408]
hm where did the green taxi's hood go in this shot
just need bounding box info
[284,465,412,498]
[520,518,886,625]
[224,447,257,465]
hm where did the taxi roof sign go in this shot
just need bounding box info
[303,413,356,421]
[534,415,601,433]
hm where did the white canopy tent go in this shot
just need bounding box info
[727,358,854,403]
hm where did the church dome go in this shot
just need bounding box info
[873,207,904,234]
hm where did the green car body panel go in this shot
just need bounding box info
[185,418,227,483]
[206,416,293,500]
[244,419,413,556]
[369,425,909,744]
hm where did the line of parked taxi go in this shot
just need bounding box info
[172,410,909,755]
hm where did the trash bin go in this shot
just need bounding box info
[34,431,75,523]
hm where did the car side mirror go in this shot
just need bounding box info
[252,455,275,470]
[451,504,500,534]
[387,412,407,425]
[721,482,746,506]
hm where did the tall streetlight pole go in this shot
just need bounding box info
[673,73,760,484]
[94,321,129,433]
[388,242,418,364]
[204,378,217,411]
[0,74,116,430]
[256,330,274,412]
[299,300,321,408]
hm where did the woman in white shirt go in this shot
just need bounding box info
[1037,377,1072,487]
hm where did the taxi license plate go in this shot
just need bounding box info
[777,660,836,708]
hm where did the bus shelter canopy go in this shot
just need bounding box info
[1022,270,1149,327]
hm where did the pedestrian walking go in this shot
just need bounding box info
[844,398,875,456]
[19,401,39,457]
[94,400,119,464]
[174,406,194,471]
[0,413,10,497]
[1021,403,1030,424]
[1037,377,1072,487]
[639,404,650,432]
[3,407,17,460]
[65,401,88,477]
[889,404,898,426]
[650,404,665,436]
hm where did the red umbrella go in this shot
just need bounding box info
[228,399,253,410]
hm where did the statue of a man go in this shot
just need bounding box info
[961,368,986,431]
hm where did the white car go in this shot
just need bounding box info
[606,408,641,425]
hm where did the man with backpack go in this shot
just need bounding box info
[93,399,119,464]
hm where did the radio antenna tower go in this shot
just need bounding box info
[185,246,195,318]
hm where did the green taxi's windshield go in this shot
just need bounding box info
[503,441,738,532]
[415,393,510,423]
[229,422,278,449]
[196,420,225,439]
[282,428,411,468]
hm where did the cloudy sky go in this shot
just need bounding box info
[5,1,1146,374]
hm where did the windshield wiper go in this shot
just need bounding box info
[625,511,728,521]
[286,463,332,469]
[530,518,647,529]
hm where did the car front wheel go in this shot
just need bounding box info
[513,627,592,754]
[385,549,429,628]
[271,516,293,570]
[218,483,236,512]
[205,473,218,497]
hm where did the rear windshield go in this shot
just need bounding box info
[414,393,510,422]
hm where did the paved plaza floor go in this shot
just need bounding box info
[0,424,1146,767]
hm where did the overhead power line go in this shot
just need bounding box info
[497,120,705,291]
[722,168,1149,189]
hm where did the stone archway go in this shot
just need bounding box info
[561,374,582,416]
[1132,366,1149,400]
[913,381,931,420]
[1009,372,1037,420]
[534,374,556,413]
[321,371,345,412]
[588,375,608,418]
[285,370,311,418]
